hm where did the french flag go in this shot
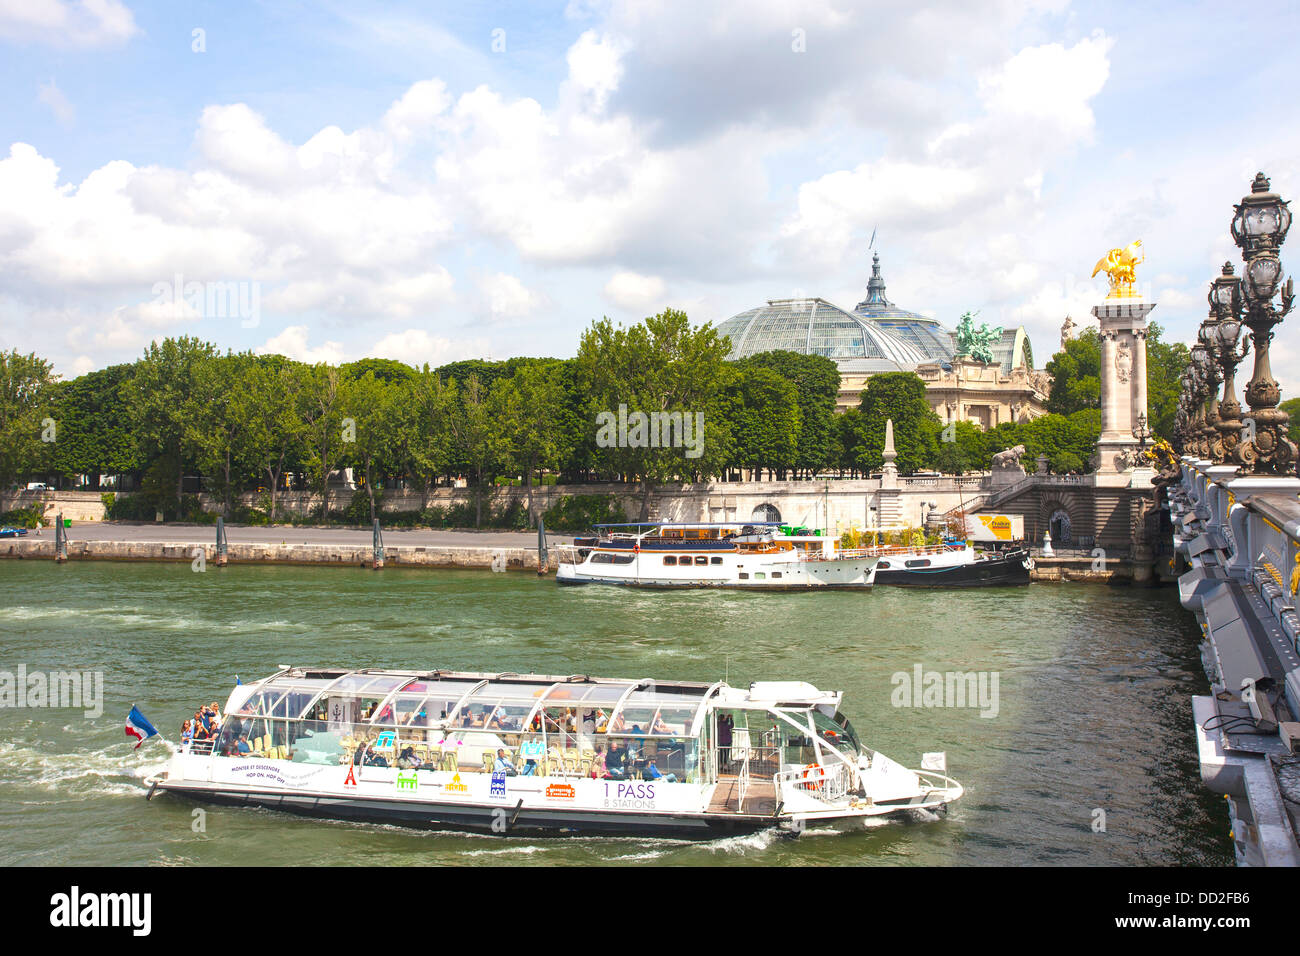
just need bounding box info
[125,705,159,749]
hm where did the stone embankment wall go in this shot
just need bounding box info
[0,537,542,571]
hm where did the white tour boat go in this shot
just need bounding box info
[556,522,880,589]
[147,666,964,837]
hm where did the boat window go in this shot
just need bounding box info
[771,572,782,579]
[878,561,891,569]
[754,572,766,580]
[694,555,708,566]
[711,557,723,565]
[830,711,863,753]
[679,555,691,565]
[738,572,749,580]
[811,708,858,758]
[663,555,676,566]
[905,558,931,568]
[591,552,635,565]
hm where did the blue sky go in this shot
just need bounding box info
[2,0,1298,393]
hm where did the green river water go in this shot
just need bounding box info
[0,561,1232,866]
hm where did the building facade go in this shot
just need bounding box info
[717,253,1049,427]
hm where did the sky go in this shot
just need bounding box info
[1,0,1298,394]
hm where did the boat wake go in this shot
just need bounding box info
[0,738,174,799]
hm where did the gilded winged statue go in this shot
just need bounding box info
[1092,239,1144,298]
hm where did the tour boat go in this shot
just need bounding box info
[867,541,1033,588]
[147,667,964,837]
[556,522,879,588]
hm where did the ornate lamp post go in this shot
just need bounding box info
[1193,325,1222,459]
[1231,173,1298,473]
[1207,262,1249,463]
[1187,344,1212,458]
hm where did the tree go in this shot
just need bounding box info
[450,373,500,527]
[241,356,306,523]
[188,352,261,517]
[122,337,218,508]
[298,364,344,519]
[576,309,731,517]
[0,350,57,488]
[736,350,839,476]
[1045,329,1101,416]
[339,371,403,524]
[491,361,570,526]
[50,364,139,487]
[848,372,941,474]
[723,364,801,477]
[402,366,457,510]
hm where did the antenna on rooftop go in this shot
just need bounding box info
[869,226,876,249]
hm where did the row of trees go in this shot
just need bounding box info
[1,309,1190,527]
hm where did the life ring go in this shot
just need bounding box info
[801,763,824,790]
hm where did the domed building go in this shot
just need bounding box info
[718,253,1049,428]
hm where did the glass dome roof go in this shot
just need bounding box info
[717,297,930,372]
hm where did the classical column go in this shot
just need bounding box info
[1132,327,1149,431]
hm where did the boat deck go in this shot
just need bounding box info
[708,773,777,815]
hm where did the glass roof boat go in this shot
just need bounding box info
[147,667,963,837]
[556,522,880,589]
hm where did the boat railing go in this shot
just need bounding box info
[775,761,854,803]
[184,738,216,756]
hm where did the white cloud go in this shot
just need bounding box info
[477,272,539,319]
[369,329,492,368]
[255,326,348,366]
[603,270,666,311]
[37,79,74,125]
[0,0,137,47]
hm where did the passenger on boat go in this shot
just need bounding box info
[493,749,518,775]
[605,740,628,779]
[235,735,252,756]
[519,737,544,775]
[650,714,671,735]
[397,746,424,769]
[589,747,607,778]
[180,720,194,745]
[643,759,675,783]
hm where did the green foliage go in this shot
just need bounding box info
[1281,397,1300,448]
[0,350,57,488]
[847,372,942,474]
[541,494,628,533]
[0,505,47,528]
[736,351,839,475]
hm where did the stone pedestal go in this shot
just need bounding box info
[1092,298,1156,476]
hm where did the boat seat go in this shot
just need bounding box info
[442,752,458,773]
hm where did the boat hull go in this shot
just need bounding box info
[874,548,1032,588]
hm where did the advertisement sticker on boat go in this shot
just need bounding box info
[602,781,655,809]
[490,771,508,800]
[395,771,418,793]
[545,782,576,800]
[228,762,327,789]
[446,773,469,794]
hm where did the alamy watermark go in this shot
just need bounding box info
[595,404,704,459]
[151,273,261,328]
[890,664,1000,718]
[0,665,103,718]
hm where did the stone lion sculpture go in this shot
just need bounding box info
[991,444,1027,472]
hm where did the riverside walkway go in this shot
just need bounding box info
[1,523,570,570]
[1169,457,1300,866]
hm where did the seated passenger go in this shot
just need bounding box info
[590,747,608,778]
[493,749,518,775]
[605,741,628,779]
[650,714,671,735]
[643,759,676,783]
[397,745,424,769]
[235,735,252,756]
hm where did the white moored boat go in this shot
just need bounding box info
[556,522,880,589]
[148,667,963,837]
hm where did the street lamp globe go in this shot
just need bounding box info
[1231,172,1292,255]
[1209,261,1242,316]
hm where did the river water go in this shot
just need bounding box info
[0,561,1231,866]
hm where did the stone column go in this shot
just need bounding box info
[1132,327,1149,428]
[1092,298,1156,481]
